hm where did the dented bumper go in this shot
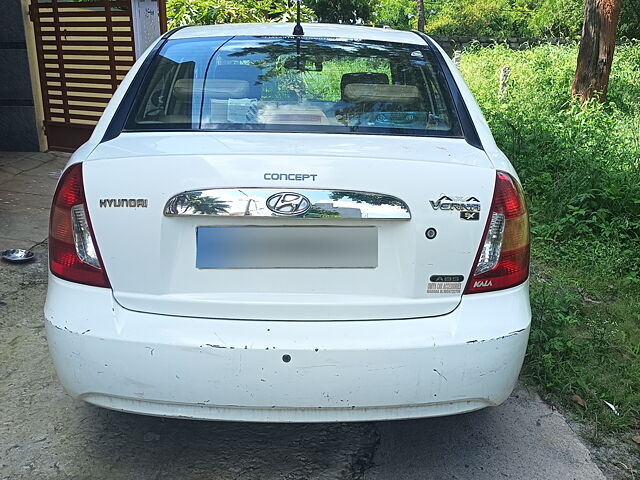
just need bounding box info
[45,276,530,422]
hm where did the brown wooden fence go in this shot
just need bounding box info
[29,0,136,151]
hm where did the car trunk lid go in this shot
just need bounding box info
[84,132,495,320]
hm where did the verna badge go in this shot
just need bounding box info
[429,195,481,212]
[266,192,311,216]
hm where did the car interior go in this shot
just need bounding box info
[132,47,452,132]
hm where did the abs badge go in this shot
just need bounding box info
[427,275,464,294]
[430,195,481,220]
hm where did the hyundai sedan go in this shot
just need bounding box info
[45,23,531,422]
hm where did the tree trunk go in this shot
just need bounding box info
[417,0,425,32]
[572,0,622,103]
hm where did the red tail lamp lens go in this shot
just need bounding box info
[465,171,530,294]
[49,163,110,288]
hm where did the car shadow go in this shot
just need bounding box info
[77,402,380,479]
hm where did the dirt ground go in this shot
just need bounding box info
[1,242,611,480]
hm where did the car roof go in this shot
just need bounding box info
[170,23,427,45]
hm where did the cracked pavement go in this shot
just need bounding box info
[0,152,607,479]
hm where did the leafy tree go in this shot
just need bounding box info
[370,0,416,30]
[303,0,373,24]
[166,0,314,27]
[526,0,638,39]
[164,0,640,40]
[425,0,529,37]
[526,0,584,37]
[618,0,640,38]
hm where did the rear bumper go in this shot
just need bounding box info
[45,276,530,422]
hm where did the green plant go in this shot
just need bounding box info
[459,43,640,435]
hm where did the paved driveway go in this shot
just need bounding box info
[0,152,606,479]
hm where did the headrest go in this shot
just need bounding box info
[173,79,250,100]
[342,84,421,105]
[341,72,389,99]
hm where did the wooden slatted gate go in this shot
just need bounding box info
[29,0,136,152]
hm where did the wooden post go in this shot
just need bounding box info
[417,0,425,32]
[498,66,510,101]
[23,0,48,150]
[571,0,622,103]
[453,50,462,67]
[158,0,168,34]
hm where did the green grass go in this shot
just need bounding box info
[459,42,640,437]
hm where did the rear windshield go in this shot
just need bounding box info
[125,36,462,137]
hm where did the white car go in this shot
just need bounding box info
[45,23,531,422]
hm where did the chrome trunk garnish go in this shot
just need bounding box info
[164,189,411,219]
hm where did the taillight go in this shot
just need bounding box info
[464,171,530,294]
[49,163,110,288]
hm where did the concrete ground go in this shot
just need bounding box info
[0,151,69,253]
[0,152,608,479]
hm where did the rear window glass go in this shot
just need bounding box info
[125,36,462,137]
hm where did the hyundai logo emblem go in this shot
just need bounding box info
[266,192,311,216]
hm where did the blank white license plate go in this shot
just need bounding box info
[196,226,378,269]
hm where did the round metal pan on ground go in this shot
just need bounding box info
[1,249,35,263]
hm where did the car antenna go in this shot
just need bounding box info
[293,0,304,36]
